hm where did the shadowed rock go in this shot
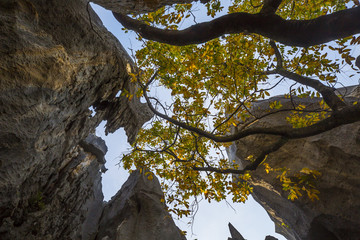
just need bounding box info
[80,135,108,164]
[227,222,278,240]
[96,169,186,240]
[231,86,360,240]
[228,222,245,240]
[0,0,180,239]
[265,236,278,240]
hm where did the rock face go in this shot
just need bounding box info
[92,0,208,14]
[232,87,360,240]
[96,170,186,240]
[0,134,105,239]
[0,0,184,239]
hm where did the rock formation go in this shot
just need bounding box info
[227,222,246,240]
[231,86,360,240]
[0,0,184,239]
[96,169,186,240]
[227,222,278,240]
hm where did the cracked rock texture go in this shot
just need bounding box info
[0,0,184,239]
[232,86,360,240]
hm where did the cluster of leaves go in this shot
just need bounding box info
[264,164,321,201]
[286,100,330,128]
[120,0,359,220]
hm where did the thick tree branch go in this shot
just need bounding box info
[193,137,288,174]
[277,69,346,110]
[269,41,346,111]
[113,6,360,47]
[141,73,360,143]
[260,0,283,14]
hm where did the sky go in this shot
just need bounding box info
[91,2,289,240]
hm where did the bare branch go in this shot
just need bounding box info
[193,137,288,174]
[269,41,346,111]
[113,6,360,47]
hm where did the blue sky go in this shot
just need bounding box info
[91,2,289,240]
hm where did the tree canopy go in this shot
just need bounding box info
[112,0,360,219]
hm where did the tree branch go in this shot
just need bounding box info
[193,137,288,174]
[260,0,283,14]
[113,6,360,47]
[269,40,346,111]
[140,73,360,143]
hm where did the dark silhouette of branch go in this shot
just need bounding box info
[260,0,283,14]
[113,6,360,47]
[268,40,346,111]
[140,72,360,143]
[193,137,288,174]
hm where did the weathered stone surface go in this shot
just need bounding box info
[231,86,360,240]
[80,134,108,164]
[96,169,186,240]
[92,0,208,14]
[0,134,105,239]
[0,0,173,239]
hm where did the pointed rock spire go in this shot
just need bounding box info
[228,222,246,240]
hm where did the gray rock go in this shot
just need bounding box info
[227,222,278,240]
[96,169,186,240]
[228,222,245,240]
[0,0,178,239]
[231,86,360,240]
[80,135,108,164]
[265,236,278,240]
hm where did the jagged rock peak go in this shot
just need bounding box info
[227,222,245,240]
[96,169,186,240]
[227,222,278,240]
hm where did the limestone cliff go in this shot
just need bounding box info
[0,0,184,239]
[231,86,360,240]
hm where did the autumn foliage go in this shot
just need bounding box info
[115,0,360,218]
